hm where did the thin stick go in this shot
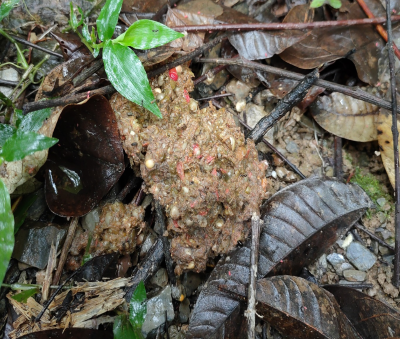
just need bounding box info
[41,242,57,302]
[322,283,373,289]
[0,79,18,87]
[146,32,231,79]
[193,64,227,86]
[196,57,400,114]
[354,223,395,251]
[334,136,343,180]
[356,0,400,60]
[52,217,79,285]
[171,15,400,32]
[246,213,262,339]
[247,69,319,143]
[197,93,233,101]
[9,34,63,58]
[386,0,400,288]
[211,99,306,179]
[116,177,141,202]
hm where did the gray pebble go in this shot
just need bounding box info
[346,241,377,271]
[343,269,366,282]
[286,141,299,154]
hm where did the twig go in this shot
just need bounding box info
[197,93,233,101]
[356,0,400,60]
[246,213,262,339]
[155,201,176,286]
[322,283,373,289]
[0,79,18,87]
[171,15,400,32]
[9,34,63,58]
[41,242,57,303]
[247,69,319,143]
[354,223,395,251]
[73,58,103,87]
[52,217,79,286]
[146,32,231,79]
[386,0,400,288]
[124,238,164,301]
[116,177,142,202]
[133,184,146,206]
[196,57,400,114]
[23,85,116,114]
[211,99,306,179]
[193,64,227,86]
[334,136,343,180]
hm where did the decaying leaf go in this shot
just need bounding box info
[44,95,124,217]
[18,329,113,339]
[310,89,380,142]
[376,109,399,188]
[186,177,371,339]
[280,2,383,85]
[324,285,400,339]
[50,32,91,61]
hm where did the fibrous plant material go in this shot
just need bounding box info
[110,64,268,274]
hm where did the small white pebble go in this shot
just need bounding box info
[341,233,353,248]
[189,99,198,112]
[156,93,165,101]
[154,88,162,94]
[187,261,195,269]
[182,186,189,194]
[145,159,155,169]
[176,65,183,73]
[271,171,277,179]
[215,219,224,228]
[170,205,180,219]
[375,151,381,156]
[236,100,246,112]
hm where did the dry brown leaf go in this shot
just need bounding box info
[377,109,399,188]
[310,89,380,142]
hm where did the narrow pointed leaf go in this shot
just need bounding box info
[0,132,58,162]
[113,314,137,339]
[0,179,14,285]
[18,107,51,133]
[187,177,371,339]
[0,124,16,147]
[0,0,20,22]
[96,0,123,41]
[114,20,184,50]
[0,91,13,107]
[129,281,147,328]
[11,287,39,303]
[103,41,161,117]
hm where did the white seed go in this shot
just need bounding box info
[145,159,155,169]
[182,186,189,194]
[176,65,183,73]
[154,88,162,94]
[189,99,198,112]
[187,261,195,269]
[236,100,246,112]
[130,130,135,136]
[156,93,165,101]
[185,218,193,226]
[170,205,180,219]
[229,136,235,151]
[184,248,192,256]
[245,186,251,194]
[158,75,164,86]
[215,219,224,228]
[136,233,144,245]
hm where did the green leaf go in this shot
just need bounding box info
[103,41,161,118]
[0,0,20,22]
[0,132,58,162]
[69,2,78,29]
[96,0,123,41]
[0,179,14,286]
[0,124,16,147]
[114,314,143,339]
[0,91,13,107]
[13,193,37,234]
[114,20,184,50]
[129,281,147,328]
[310,0,326,7]
[13,109,23,128]
[18,107,51,133]
[82,24,91,42]
[11,287,39,303]
[328,0,342,8]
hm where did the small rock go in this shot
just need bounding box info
[382,255,394,264]
[318,254,327,269]
[336,233,353,249]
[243,104,267,128]
[381,230,394,240]
[379,245,391,256]
[343,269,366,282]
[376,197,386,206]
[225,79,252,101]
[0,68,19,97]
[377,212,387,223]
[325,166,334,177]
[81,208,100,232]
[168,325,186,339]
[150,268,168,288]
[346,241,377,271]
[179,298,191,323]
[141,285,174,337]
[182,271,204,297]
[327,253,345,266]
[286,141,299,154]
[171,283,186,301]
[335,263,354,276]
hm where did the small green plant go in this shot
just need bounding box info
[310,0,342,9]
[114,281,147,339]
[68,0,184,118]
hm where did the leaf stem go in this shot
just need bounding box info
[0,28,28,69]
[75,30,94,53]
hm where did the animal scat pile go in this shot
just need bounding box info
[110,64,268,274]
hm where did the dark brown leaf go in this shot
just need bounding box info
[324,285,400,339]
[44,95,124,217]
[50,32,91,61]
[280,2,383,85]
[19,329,113,339]
[186,177,371,339]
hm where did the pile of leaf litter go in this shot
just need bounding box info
[2,0,400,338]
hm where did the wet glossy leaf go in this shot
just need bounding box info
[114,20,184,50]
[74,253,119,282]
[280,2,383,85]
[69,2,82,30]
[0,179,14,285]
[324,285,400,339]
[114,314,143,339]
[19,328,113,339]
[129,281,147,328]
[310,89,380,142]
[187,177,371,339]
[11,287,39,303]
[103,41,161,118]
[44,95,124,217]
[329,0,342,8]
[18,107,52,133]
[14,108,23,128]
[0,124,16,147]
[0,0,20,22]
[310,0,325,7]
[0,132,58,162]
[0,91,13,107]
[253,277,361,338]
[376,109,400,188]
[97,0,123,41]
